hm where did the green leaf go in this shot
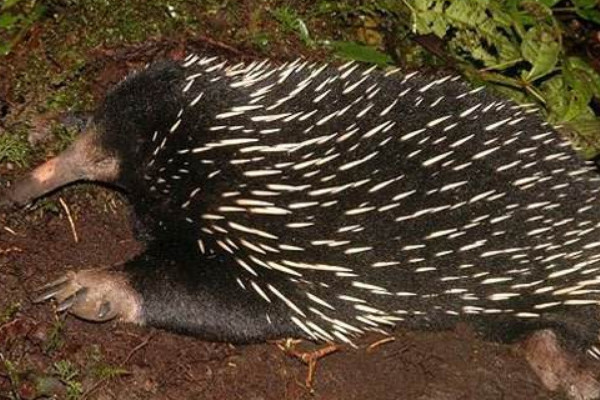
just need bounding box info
[564,57,600,98]
[575,7,600,24]
[445,0,490,26]
[540,72,593,123]
[0,42,11,56]
[331,41,392,66]
[1,0,25,11]
[539,75,569,122]
[413,0,451,37]
[562,118,600,158]
[572,0,598,9]
[478,71,524,88]
[529,0,561,6]
[521,25,560,82]
[0,12,19,29]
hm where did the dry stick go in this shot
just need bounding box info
[277,339,340,391]
[366,336,396,352]
[81,333,154,399]
[58,197,78,243]
[189,35,244,56]
[0,246,22,255]
[2,226,17,236]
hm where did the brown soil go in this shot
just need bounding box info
[0,188,566,400]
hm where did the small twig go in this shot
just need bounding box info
[58,197,78,243]
[2,226,17,236]
[189,35,244,56]
[366,336,396,352]
[121,333,153,365]
[0,246,22,255]
[277,339,340,392]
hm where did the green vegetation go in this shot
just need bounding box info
[0,0,45,56]
[53,360,83,400]
[43,318,65,355]
[88,345,129,381]
[394,0,600,156]
[272,5,315,47]
[0,132,30,167]
[0,302,21,324]
[1,357,21,399]
[330,41,393,66]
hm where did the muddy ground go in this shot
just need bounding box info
[0,191,564,400]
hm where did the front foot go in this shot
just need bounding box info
[34,269,142,324]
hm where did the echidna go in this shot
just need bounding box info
[4,54,600,398]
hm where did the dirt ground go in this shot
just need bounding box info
[0,190,565,400]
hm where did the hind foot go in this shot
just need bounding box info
[34,269,142,323]
[523,329,600,400]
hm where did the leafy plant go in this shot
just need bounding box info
[330,40,392,65]
[87,345,129,380]
[571,0,600,24]
[0,302,21,324]
[0,0,46,56]
[0,132,30,167]
[53,360,83,400]
[43,318,65,354]
[395,0,600,155]
[272,6,315,47]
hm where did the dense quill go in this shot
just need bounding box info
[7,54,600,356]
[137,54,600,344]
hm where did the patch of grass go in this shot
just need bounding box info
[1,356,22,399]
[0,302,21,325]
[271,5,315,47]
[43,318,65,355]
[0,0,46,56]
[88,346,129,381]
[53,360,83,400]
[329,40,392,66]
[0,132,30,167]
[51,122,78,153]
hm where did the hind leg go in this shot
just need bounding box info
[522,329,600,400]
[511,309,600,400]
[469,310,600,399]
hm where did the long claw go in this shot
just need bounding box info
[32,270,141,324]
[56,288,88,312]
[98,301,111,319]
[35,274,72,293]
[56,294,77,312]
[33,283,71,304]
